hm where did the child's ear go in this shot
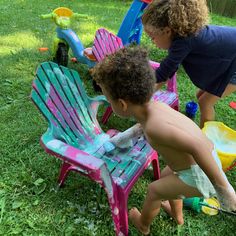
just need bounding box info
[118,99,128,112]
[164,27,172,36]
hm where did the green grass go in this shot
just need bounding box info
[0,0,236,235]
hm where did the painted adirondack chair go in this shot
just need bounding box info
[31,61,160,236]
[117,0,152,45]
[92,28,179,124]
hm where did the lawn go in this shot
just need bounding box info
[0,0,236,235]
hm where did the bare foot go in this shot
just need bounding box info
[161,201,184,225]
[129,207,150,235]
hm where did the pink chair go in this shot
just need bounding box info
[92,28,179,124]
[92,28,124,62]
[31,62,160,236]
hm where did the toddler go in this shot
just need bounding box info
[92,46,236,235]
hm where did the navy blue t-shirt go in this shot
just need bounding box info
[155,25,236,97]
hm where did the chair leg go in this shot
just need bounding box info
[107,193,122,236]
[58,162,72,187]
[117,189,129,236]
[102,106,113,124]
[152,154,160,180]
[107,188,129,236]
[174,100,179,111]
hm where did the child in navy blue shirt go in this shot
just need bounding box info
[142,0,236,128]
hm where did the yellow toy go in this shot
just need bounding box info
[201,198,220,215]
[202,121,236,171]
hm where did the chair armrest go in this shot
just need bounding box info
[89,95,110,116]
[41,132,105,172]
[149,60,177,93]
[166,73,177,93]
[91,95,109,105]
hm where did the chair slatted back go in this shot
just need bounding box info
[92,35,177,96]
[31,62,102,149]
[92,28,124,62]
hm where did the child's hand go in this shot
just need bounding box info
[109,124,143,148]
[215,184,236,212]
[109,132,133,148]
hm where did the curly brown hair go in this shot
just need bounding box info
[92,46,155,104]
[142,0,209,37]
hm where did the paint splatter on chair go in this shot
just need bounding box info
[92,28,179,124]
[31,61,160,236]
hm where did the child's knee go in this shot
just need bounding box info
[198,97,213,109]
[160,166,173,178]
[147,182,162,200]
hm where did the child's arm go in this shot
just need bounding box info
[147,125,236,211]
[214,184,236,211]
[155,38,191,83]
[109,123,143,148]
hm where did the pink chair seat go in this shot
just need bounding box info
[152,90,178,106]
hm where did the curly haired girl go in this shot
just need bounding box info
[142,0,236,128]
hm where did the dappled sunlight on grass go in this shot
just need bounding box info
[78,21,118,45]
[72,17,101,45]
[71,9,125,45]
[0,31,42,57]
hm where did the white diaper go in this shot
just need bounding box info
[178,148,231,198]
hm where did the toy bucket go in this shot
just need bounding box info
[202,121,236,171]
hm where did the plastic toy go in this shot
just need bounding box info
[229,101,236,110]
[38,47,49,52]
[183,197,220,215]
[41,7,95,67]
[40,1,152,67]
[183,197,204,213]
[185,101,198,118]
[117,0,152,45]
[200,200,236,216]
[184,197,236,216]
[31,61,160,236]
[200,198,221,216]
[202,121,236,171]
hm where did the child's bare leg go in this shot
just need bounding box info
[129,185,162,235]
[161,200,184,225]
[196,89,205,99]
[129,174,202,234]
[160,166,183,225]
[197,84,236,128]
[197,92,219,128]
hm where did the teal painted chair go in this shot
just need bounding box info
[31,61,160,236]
